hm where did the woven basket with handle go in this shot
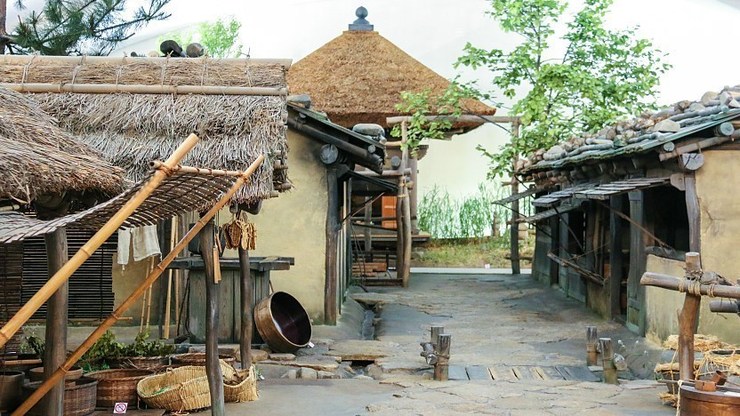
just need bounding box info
[224,365,258,403]
[136,360,235,411]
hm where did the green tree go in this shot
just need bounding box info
[2,0,170,55]
[457,0,670,176]
[162,17,244,58]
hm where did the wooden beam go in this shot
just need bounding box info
[659,132,737,161]
[43,228,68,416]
[200,218,225,416]
[609,195,624,319]
[640,272,740,299]
[386,115,520,126]
[324,166,339,325]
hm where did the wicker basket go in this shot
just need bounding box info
[110,356,169,371]
[224,366,258,403]
[23,377,98,416]
[137,360,236,412]
[86,368,153,408]
[171,353,235,366]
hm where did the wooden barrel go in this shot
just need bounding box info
[679,384,740,416]
[254,291,311,353]
[0,370,24,412]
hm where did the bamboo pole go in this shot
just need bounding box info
[150,162,261,177]
[0,133,199,350]
[0,54,293,68]
[1,83,288,96]
[12,155,265,416]
[163,216,177,339]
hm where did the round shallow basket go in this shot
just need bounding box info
[28,365,83,382]
[254,291,312,353]
[23,377,98,416]
[171,353,236,367]
[86,368,153,408]
[224,365,258,403]
[137,360,235,412]
[110,356,169,371]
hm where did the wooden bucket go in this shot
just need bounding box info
[0,370,24,412]
[86,368,153,407]
[254,291,312,353]
[679,384,740,416]
[23,377,98,416]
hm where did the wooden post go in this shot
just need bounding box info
[238,246,253,367]
[409,156,419,234]
[11,155,264,416]
[363,197,373,257]
[679,252,702,381]
[434,334,451,381]
[600,337,618,384]
[163,216,178,339]
[586,326,598,366]
[402,186,412,287]
[510,121,521,274]
[399,121,412,287]
[608,195,624,318]
[324,166,339,325]
[0,133,200,349]
[43,228,68,416]
[200,218,225,416]
[626,190,647,335]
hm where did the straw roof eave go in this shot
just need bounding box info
[0,87,125,207]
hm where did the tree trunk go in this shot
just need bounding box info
[43,228,68,416]
[200,219,224,415]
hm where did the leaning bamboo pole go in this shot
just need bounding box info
[12,154,265,416]
[1,83,288,96]
[0,133,200,350]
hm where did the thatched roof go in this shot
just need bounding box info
[0,55,291,205]
[0,86,125,205]
[287,30,495,129]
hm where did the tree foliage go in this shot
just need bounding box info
[456,0,670,177]
[4,0,170,55]
[162,17,244,58]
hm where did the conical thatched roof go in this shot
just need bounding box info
[287,21,495,129]
[0,55,291,204]
[0,87,125,205]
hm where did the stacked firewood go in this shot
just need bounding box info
[522,85,740,169]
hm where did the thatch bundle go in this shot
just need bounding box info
[662,334,729,352]
[0,56,291,204]
[0,55,287,88]
[287,30,495,128]
[0,87,125,204]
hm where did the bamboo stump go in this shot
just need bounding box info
[434,334,451,381]
[200,219,224,415]
[586,326,598,366]
[43,227,68,416]
[600,337,618,384]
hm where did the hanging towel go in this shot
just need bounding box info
[117,225,161,265]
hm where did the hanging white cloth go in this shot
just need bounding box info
[117,225,161,265]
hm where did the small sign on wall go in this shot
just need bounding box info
[113,402,128,414]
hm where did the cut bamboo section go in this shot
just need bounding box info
[0,134,199,350]
[12,155,265,416]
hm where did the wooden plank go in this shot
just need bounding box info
[447,365,468,381]
[466,365,492,380]
[556,366,599,382]
[537,366,566,380]
[488,365,517,381]
[512,366,536,380]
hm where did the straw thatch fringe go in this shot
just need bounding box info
[0,88,125,203]
[0,56,287,89]
[27,93,288,204]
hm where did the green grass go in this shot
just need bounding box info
[412,235,534,269]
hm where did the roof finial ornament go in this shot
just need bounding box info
[349,6,374,31]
